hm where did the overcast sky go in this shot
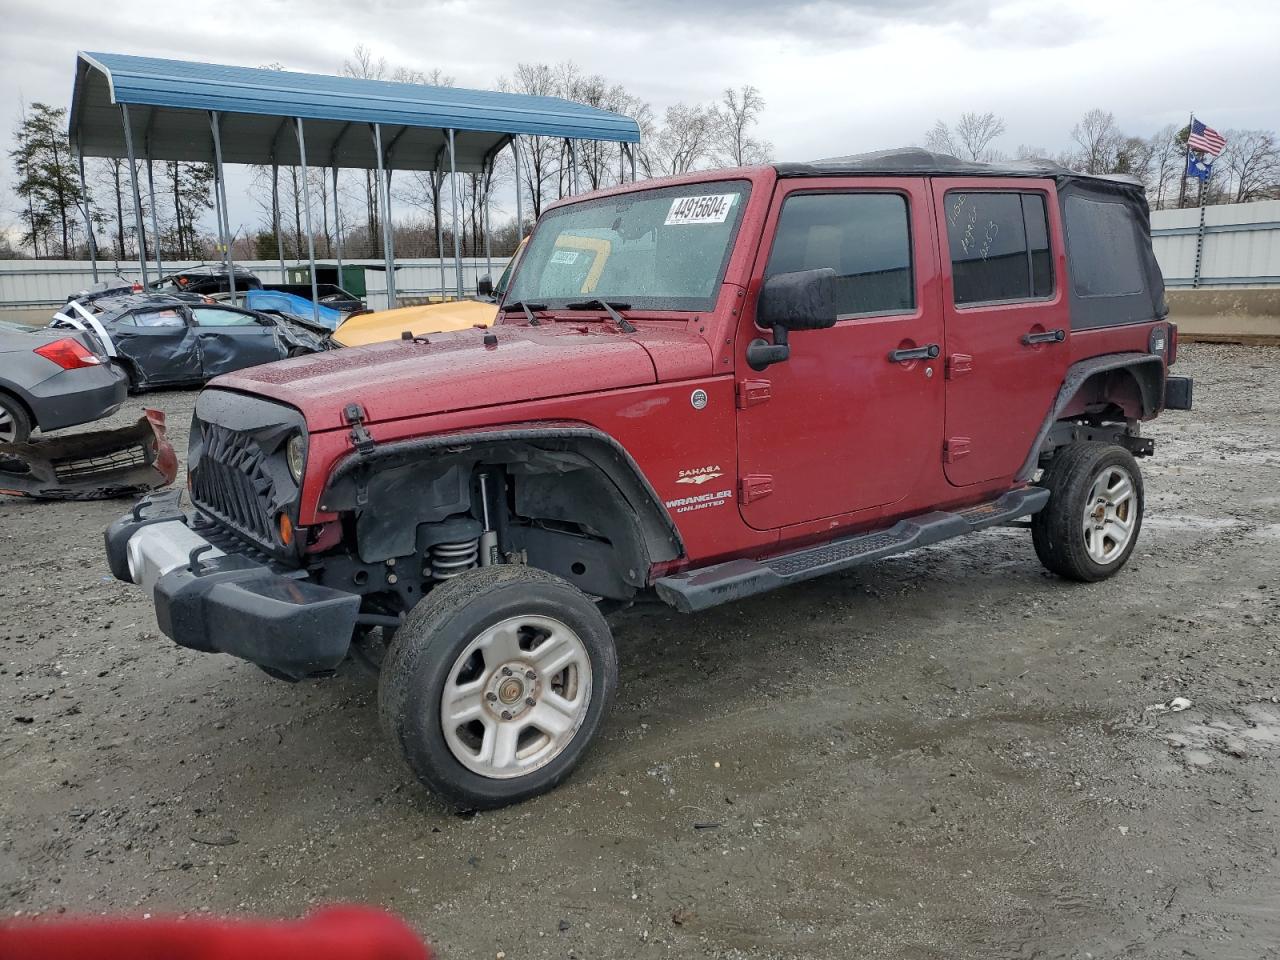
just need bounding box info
[2,0,1278,249]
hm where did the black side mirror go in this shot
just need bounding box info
[477,276,494,298]
[747,268,838,370]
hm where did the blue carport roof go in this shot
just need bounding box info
[70,52,640,173]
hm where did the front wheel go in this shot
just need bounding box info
[1032,442,1144,582]
[378,564,617,810]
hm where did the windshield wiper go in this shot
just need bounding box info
[505,300,547,325]
[565,298,637,334]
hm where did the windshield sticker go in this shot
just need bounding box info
[665,194,737,226]
[550,249,581,264]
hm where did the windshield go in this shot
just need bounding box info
[504,180,751,312]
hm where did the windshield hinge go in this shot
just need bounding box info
[343,403,375,457]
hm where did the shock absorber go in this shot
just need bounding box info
[429,539,479,580]
[478,472,500,566]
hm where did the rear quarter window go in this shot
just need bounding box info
[1064,196,1145,298]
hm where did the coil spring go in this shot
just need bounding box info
[430,538,479,580]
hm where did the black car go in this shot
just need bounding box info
[50,294,326,392]
[0,320,128,443]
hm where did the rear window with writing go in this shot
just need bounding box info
[946,191,1053,305]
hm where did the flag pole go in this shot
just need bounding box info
[1177,111,1194,209]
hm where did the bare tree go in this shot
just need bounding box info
[713,85,772,166]
[500,63,561,220]
[925,112,1006,161]
[1219,130,1280,202]
[1070,109,1120,175]
[640,103,715,177]
[1147,125,1183,209]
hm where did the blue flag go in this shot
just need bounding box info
[1186,152,1213,182]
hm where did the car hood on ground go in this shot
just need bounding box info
[212,321,716,429]
[331,299,497,347]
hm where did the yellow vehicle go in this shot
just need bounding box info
[331,240,527,348]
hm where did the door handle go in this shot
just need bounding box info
[1021,328,1066,346]
[888,344,940,363]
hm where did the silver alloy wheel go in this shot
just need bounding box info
[1082,465,1136,565]
[0,407,14,444]
[440,614,592,779]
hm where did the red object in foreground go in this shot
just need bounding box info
[0,905,431,960]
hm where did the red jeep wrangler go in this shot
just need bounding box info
[107,149,1192,809]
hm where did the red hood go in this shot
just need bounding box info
[213,322,712,429]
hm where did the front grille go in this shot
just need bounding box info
[52,445,148,481]
[190,423,277,549]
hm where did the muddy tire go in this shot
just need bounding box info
[378,564,617,810]
[0,393,32,444]
[1032,442,1144,582]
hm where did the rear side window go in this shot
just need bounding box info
[765,193,914,317]
[191,307,260,327]
[119,309,185,328]
[945,191,1053,305]
[1063,196,1145,298]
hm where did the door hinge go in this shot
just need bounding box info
[943,437,972,463]
[739,474,774,504]
[945,354,973,379]
[736,378,772,409]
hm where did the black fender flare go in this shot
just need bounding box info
[1017,352,1163,482]
[318,421,685,568]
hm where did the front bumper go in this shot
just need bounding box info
[106,491,360,679]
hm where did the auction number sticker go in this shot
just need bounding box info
[665,194,736,226]
[550,249,580,264]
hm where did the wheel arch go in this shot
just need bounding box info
[0,381,37,433]
[1018,352,1164,482]
[319,422,685,582]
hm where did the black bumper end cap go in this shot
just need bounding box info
[1164,375,1193,411]
[154,556,360,680]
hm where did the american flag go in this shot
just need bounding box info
[1188,118,1227,157]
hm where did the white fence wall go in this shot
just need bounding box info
[0,257,511,313]
[1151,199,1280,288]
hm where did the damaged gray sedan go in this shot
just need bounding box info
[50,293,327,392]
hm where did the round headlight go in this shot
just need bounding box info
[286,433,305,484]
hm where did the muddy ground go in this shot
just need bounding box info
[2,343,1279,959]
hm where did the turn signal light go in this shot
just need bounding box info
[34,338,101,370]
[278,513,294,546]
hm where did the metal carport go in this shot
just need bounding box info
[68,52,642,319]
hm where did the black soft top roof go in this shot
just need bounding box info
[776,147,1165,329]
[775,147,1142,188]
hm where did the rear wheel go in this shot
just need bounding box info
[0,394,32,444]
[378,564,617,810]
[1032,442,1143,582]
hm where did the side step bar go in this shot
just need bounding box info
[654,486,1049,614]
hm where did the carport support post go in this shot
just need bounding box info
[513,137,525,240]
[568,139,579,195]
[75,143,99,283]
[447,129,463,298]
[332,166,343,290]
[272,163,286,281]
[294,118,322,328]
[372,124,396,309]
[145,159,164,278]
[483,156,493,284]
[209,112,236,301]
[119,104,149,287]
[434,169,446,300]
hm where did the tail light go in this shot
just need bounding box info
[1168,322,1179,365]
[34,338,102,370]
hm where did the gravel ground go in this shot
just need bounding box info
[2,344,1279,959]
